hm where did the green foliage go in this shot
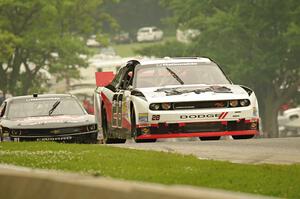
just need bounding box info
[103,0,170,35]
[139,0,300,137]
[0,0,115,95]
[136,41,191,57]
[1,142,300,198]
[0,32,21,62]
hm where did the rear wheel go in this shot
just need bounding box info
[131,107,156,143]
[232,135,254,139]
[102,108,126,144]
[199,136,221,141]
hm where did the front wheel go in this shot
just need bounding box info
[135,139,157,143]
[199,136,221,141]
[232,135,254,139]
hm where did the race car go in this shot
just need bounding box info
[0,94,98,143]
[94,57,260,144]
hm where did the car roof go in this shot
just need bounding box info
[4,94,74,103]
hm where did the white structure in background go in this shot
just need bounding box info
[68,54,123,114]
[278,107,300,136]
[86,35,101,47]
[136,27,163,42]
[176,29,201,43]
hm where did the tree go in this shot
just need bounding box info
[103,0,170,35]
[0,0,115,96]
[140,0,300,137]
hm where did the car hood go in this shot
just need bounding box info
[136,84,249,103]
[1,115,96,129]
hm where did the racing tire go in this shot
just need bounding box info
[102,108,126,144]
[131,107,156,143]
[199,136,221,141]
[232,135,254,139]
[135,139,157,143]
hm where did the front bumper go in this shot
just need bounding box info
[135,119,259,139]
[9,130,98,142]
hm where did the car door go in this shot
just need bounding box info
[111,68,133,138]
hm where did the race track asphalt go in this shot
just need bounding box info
[114,137,300,165]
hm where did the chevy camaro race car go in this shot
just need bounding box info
[94,57,260,144]
[0,94,98,143]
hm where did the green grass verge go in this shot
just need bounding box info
[0,142,299,198]
[112,36,176,57]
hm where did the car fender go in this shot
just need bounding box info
[130,95,149,124]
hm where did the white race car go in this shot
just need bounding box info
[94,57,260,144]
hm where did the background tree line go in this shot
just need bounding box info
[0,0,117,96]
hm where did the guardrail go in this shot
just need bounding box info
[0,164,276,199]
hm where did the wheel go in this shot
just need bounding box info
[102,108,126,144]
[232,135,254,139]
[135,139,157,143]
[131,107,156,143]
[199,136,221,141]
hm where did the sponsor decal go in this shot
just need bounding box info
[155,86,232,96]
[253,107,258,117]
[218,112,228,119]
[138,113,148,122]
[158,62,198,67]
[51,130,61,134]
[37,136,72,141]
[180,112,229,120]
[26,98,60,102]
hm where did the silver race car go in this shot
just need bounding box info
[0,94,98,143]
[94,57,260,143]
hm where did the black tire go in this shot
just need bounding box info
[135,139,157,143]
[102,108,126,144]
[131,107,156,143]
[232,135,254,139]
[199,136,221,141]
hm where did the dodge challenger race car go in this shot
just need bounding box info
[0,94,98,143]
[94,57,260,144]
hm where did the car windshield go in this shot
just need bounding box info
[133,62,231,88]
[7,97,85,119]
[139,29,150,33]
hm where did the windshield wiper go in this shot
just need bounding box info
[48,100,61,116]
[166,67,184,85]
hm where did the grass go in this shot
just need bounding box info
[112,36,176,57]
[0,142,300,198]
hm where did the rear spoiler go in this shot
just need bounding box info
[95,72,115,87]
